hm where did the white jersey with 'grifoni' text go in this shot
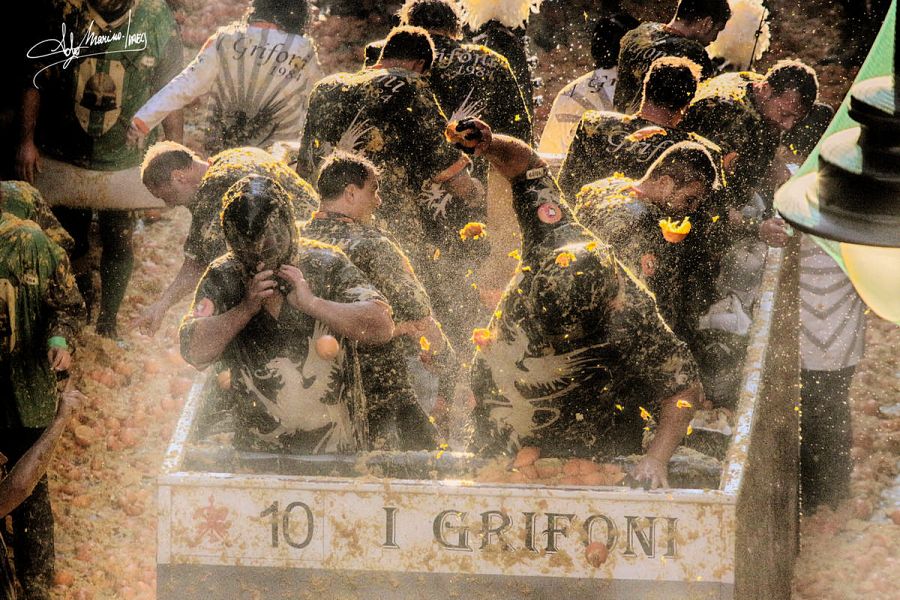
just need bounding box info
[133,21,324,153]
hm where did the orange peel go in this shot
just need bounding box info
[659,217,692,243]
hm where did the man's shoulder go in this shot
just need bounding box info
[694,72,759,104]
[0,180,42,206]
[622,22,665,49]
[576,176,637,207]
[0,215,53,247]
[298,237,350,264]
[205,147,280,181]
[457,41,509,67]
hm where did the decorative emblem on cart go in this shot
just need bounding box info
[189,495,233,547]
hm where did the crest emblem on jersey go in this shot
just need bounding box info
[537,202,562,224]
[74,59,125,135]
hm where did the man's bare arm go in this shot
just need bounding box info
[137,257,205,336]
[181,268,276,368]
[0,391,84,518]
[17,88,42,183]
[278,264,394,345]
[162,110,185,144]
[632,384,701,488]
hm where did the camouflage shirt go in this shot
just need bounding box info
[184,147,319,266]
[298,67,469,258]
[29,0,183,170]
[1,180,74,252]
[179,240,387,454]
[557,111,723,199]
[470,168,698,460]
[614,22,715,114]
[681,72,780,209]
[302,212,458,448]
[574,176,688,334]
[0,215,85,429]
[365,34,532,188]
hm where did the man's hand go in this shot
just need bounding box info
[631,454,669,489]
[277,265,316,313]
[58,390,87,420]
[758,216,790,247]
[16,140,42,183]
[48,347,72,371]
[445,118,492,156]
[135,300,168,336]
[126,122,147,150]
[241,264,277,315]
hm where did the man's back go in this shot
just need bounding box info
[614,22,714,114]
[558,111,723,199]
[681,72,778,203]
[429,36,532,144]
[299,67,462,242]
[538,67,617,157]
[135,21,324,154]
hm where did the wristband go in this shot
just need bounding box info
[48,336,69,350]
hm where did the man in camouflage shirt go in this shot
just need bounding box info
[300,27,479,253]
[0,186,85,598]
[180,175,393,454]
[0,181,74,253]
[680,59,819,245]
[298,26,482,347]
[374,1,533,165]
[447,118,701,489]
[558,56,725,198]
[573,142,720,337]
[302,153,461,449]
[137,142,319,335]
[614,0,730,114]
[18,0,183,338]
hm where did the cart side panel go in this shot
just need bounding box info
[158,564,734,600]
[734,241,801,600]
[159,479,734,585]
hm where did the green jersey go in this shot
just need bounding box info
[0,215,85,429]
[183,147,319,266]
[614,22,714,114]
[30,0,182,170]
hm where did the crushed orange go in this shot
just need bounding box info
[459,221,486,241]
[471,327,493,350]
[555,251,577,267]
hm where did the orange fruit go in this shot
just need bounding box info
[585,541,609,567]
[315,335,340,360]
[512,446,540,468]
